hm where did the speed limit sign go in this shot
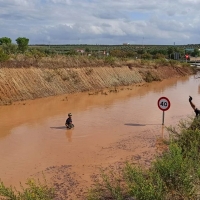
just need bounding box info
[157,97,170,111]
[157,97,171,125]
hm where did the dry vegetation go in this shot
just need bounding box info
[87,118,200,200]
[0,55,196,105]
[0,54,193,69]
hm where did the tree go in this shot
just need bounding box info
[167,47,185,59]
[158,49,168,56]
[167,47,175,55]
[177,47,185,56]
[0,37,12,45]
[85,47,90,53]
[16,37,29,53]
[191,48,200,57]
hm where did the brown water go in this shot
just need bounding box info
[0,75,199,196]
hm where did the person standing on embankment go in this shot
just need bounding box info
[189,96,200,117]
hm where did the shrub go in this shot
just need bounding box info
[87,117,200,200]
[0,48,10,62]
[87,170,125,200]
[155,58,170,66]
[2,43,17,55]
[124,164,165,200]
[26,48,46,58]
[181,62,190,68]
[153,144,195,199]
[144,71,161,82]
[110,49,126,58]
[66,49,78,56]
[169,59,179,66]
[153,53,166,59]
[141,53,152,60]
[0,178,54,200]
[104,56,116,65]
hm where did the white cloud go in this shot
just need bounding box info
[48,0,71,3]
[0,0,200,44]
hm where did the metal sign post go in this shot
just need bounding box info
[162,111,165,125]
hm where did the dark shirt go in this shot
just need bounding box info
[195,108,200,117]
[66,117,72,125]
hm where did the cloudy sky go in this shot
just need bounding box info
[0,0,200,45]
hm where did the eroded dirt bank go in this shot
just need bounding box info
[0,62,194,105]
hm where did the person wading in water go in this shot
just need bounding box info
[65,113,74,129]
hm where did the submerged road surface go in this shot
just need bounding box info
[0,75,199,198]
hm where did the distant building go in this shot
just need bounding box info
[76,49,85,53]
[123,43,130,45]
[185,48,194,52]
[174,52,180,60]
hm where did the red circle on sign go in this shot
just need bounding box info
[157,97,171,111]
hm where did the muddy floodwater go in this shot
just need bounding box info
[0,75,200,198]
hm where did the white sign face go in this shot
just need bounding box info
[157,97,170,111]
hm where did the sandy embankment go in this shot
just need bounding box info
[0,58,194,105]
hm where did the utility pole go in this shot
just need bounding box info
[142,37,144,48]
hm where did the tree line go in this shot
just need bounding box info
[109,46,200,60]
[0,36,200,62]
[0,36,55,62]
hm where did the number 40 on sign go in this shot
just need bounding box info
[157,97,171,125]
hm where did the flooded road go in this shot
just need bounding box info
[0,75,199,197]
